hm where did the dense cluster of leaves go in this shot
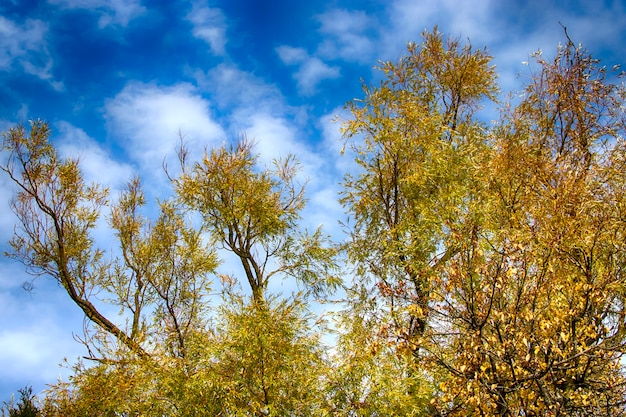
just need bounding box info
[341,28,626,416]
[2,28,625,416]
[2,386,40,417]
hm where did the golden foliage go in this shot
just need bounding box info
[342,29,626,416]
[3,28,626,417]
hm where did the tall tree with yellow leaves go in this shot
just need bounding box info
[1,126,339,416]
[429,34,626,416]
[340,27,498,354]
[342,29,626,416]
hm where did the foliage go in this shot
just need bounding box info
[341,28,626,416]
[324,285,431,416]
[340,26,498,352]
[428,35,626,417]
[3,27,626,417]
[174,138,341,304]
[40,296,328,416]
[1,125,339,415]
[2,387,40,417]
[205,296,329,416]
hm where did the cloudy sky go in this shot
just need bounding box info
[1,0,625,401]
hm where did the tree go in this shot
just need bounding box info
[173,138,340,306]
[429,33,626,416]
[340,27,498,353]
[202,295,329,416]
[2,386,40,417]
[5,26,626,417]
[1,122,149,358]
[1,126,339,415]
[341,28,626,416]
[324,286,432,416]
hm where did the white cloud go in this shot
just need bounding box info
[0,327,73,386]
[0,17,46,70]
[243,112,346,234]
[0,16,61,88]
[198,64,331,191]
[48,0,146,27]
[295,57,341,96]
[383,0,626,99]
[275,45,308,65]
[386,0,497,48]
[305,186,343,234]
[186,1,228,55]
[194,64,286,113]
[105,82,225,177]
[276,46,340,96]
[319,108,356,174]
[0,320,76,382]
[0,177,18,246]
[316,9,378,64]
[245,113,303,166]
[193,64,306,158]
[195,65,324,178]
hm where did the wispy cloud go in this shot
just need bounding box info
[186,1,228,55]
[389,0,496,44]
[194,64,322,174]
[0,16,62,89]
[0,17,46,70]
[193,62,342,233]
[48,0,146,27]
[318,108,357,174]
[194,63,285,113]
[276,45,340,96]
[316,9,378,64]
[200,63,330,174]
[245,113,307,166]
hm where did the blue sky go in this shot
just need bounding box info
[1,0,625,401]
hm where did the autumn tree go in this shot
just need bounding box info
[428,34,626,416]
[173,138,340,305]
[1,125,338,416]
[5,26,625,417]
[2,386,41,417]
[324,286,432,416]
[341,28,626,416]
[340,27,498,354]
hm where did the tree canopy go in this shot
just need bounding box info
[2,28,626,416]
